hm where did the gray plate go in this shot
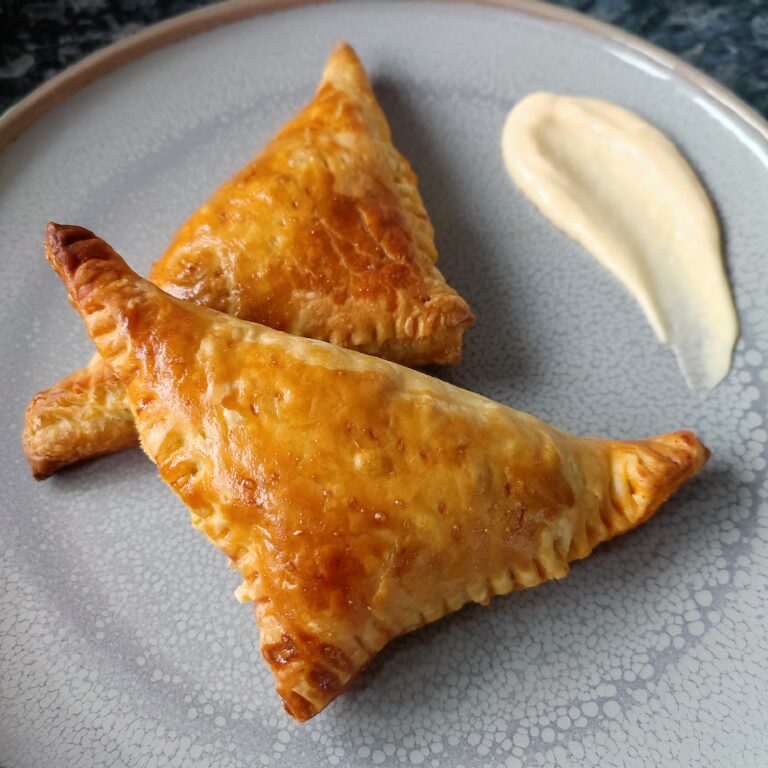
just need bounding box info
[1,2,766,766]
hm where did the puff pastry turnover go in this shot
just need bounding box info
[23,43,474,479]
[45,224,709,721]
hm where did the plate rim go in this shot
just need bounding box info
[1,0,768,154]
[2,1,767,761]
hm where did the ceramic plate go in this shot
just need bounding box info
[1,2,766,766]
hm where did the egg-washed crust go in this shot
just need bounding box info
[23,354,138,479]
[22,43,474,479]
[45,224,709,721]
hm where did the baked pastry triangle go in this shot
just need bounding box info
[45,224,709,721]
[23,43,474,479]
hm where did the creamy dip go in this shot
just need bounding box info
[502,92,738,393]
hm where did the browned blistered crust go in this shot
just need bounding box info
[23,355,138,478]
[22,43,474,479]
[45,223,708,721]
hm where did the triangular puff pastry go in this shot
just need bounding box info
[23,43,474,479]
[45,224,709,721]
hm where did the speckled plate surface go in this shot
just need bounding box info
[1,2,767,766]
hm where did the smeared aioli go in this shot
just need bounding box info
[502,92,738,393]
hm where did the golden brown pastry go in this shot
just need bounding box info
[45,224,709,721]
[23,43,474,479]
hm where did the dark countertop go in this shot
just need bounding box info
[1,0,768,118]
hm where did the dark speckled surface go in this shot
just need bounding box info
[1,0,768,118]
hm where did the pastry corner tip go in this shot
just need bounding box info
[602,428,710,533]
[654,429,711,474]
[43,222,110,279]
[321,41,367,85]
[29,462,55,482]
[330,40,359,60]
[45,220,95,248]
[21,442,56,481]
[279,687,319,723]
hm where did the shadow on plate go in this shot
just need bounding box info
[327,459,740,725]
[374,76,537,392]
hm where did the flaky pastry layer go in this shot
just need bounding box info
[45,223,708,721]
[23,43,474,478]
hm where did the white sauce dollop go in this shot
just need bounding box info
[502,92,738,393]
